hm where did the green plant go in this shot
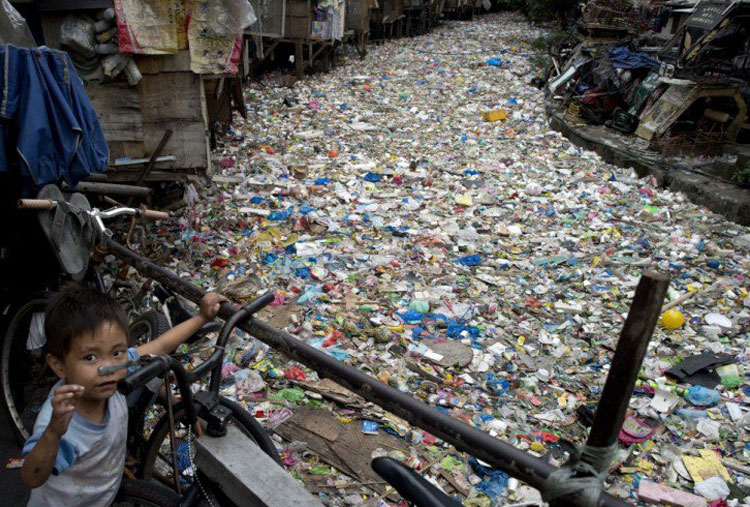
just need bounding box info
[528,29,570,72]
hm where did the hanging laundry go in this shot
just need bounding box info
[0,45,108,187]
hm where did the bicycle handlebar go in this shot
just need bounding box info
[17,198,169,221]
[118,356,171,395]
[119,293,274,410]
[17,198,55,210]
[191,293,275,389]
[139,208,169,221]
[118,354,199,426]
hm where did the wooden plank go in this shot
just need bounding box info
[156,50,192,73]
[107,141,147,163]
[84,83,144,143]
[142,120,208,171]
[37,0,112,12]
[138,72,203,122]
[198,76,212,176]
[39,14,65,49]
[275,406,412,493]
[104,171,191,183]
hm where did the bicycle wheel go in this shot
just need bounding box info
[140,396,282,491]
[1,295,55,442]
[112,478,180,507]
[129,310,170,347]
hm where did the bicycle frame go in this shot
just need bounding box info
[106,236,670,507]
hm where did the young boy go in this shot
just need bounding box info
[20,285,227,506]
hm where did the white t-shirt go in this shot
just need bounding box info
[23,348,138,507]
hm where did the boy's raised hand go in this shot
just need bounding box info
[48,384,83,438]
[199,292,228,321]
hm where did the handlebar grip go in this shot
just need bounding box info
[118,357,170,395]
[139,209,169,221]
[17,199,55,210]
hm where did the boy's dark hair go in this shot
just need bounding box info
[45,285,129,359]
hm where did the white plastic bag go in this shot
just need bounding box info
[0,0,35,47]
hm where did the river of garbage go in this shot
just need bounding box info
[139,11,750,507]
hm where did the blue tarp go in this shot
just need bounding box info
[0,45,108,187]
[608,46,659,70]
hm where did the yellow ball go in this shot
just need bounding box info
[662,309,685,330]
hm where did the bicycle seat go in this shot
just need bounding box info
[371,457,462,507]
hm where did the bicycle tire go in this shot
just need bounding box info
[0,294,54,442]
[129,310,171,347]
[112,478,180,507]
[139,396,282,491]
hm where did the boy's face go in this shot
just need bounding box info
[47,321,129,402]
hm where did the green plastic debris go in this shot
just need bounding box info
[269,387,306,404]
[721,375,743,390]
[408,300,430,313]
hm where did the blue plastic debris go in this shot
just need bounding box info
[469,457,509,501]
[456,254,482,266]
[268,210,292,221]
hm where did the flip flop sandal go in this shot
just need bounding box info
[36,184,93,280]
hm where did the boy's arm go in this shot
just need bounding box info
[137,314,208,357]
[137,292,227,357]
[21,384,83,488]
[21,428,64,488]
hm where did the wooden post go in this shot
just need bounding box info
[295,40,303,80]
[586,272,670,449]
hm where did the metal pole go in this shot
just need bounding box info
[586,272,670,449]
[105,239,629,506]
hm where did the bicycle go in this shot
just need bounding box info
[118,294,286,505]
[2,185,170,443]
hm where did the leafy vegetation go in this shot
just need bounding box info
[496,0,579,26]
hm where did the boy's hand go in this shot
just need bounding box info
[199,292,228,321]
[48,385,83,438]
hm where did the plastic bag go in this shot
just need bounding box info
[60,15,97,58]
[188,0,256,74]
[0,0,35,47]
[114,0,179,55]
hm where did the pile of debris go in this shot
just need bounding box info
[545,0,750,191]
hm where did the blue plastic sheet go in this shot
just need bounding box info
[609,46,659,70]
[456,254,482,266]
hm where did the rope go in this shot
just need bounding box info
[541,443,618,507]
